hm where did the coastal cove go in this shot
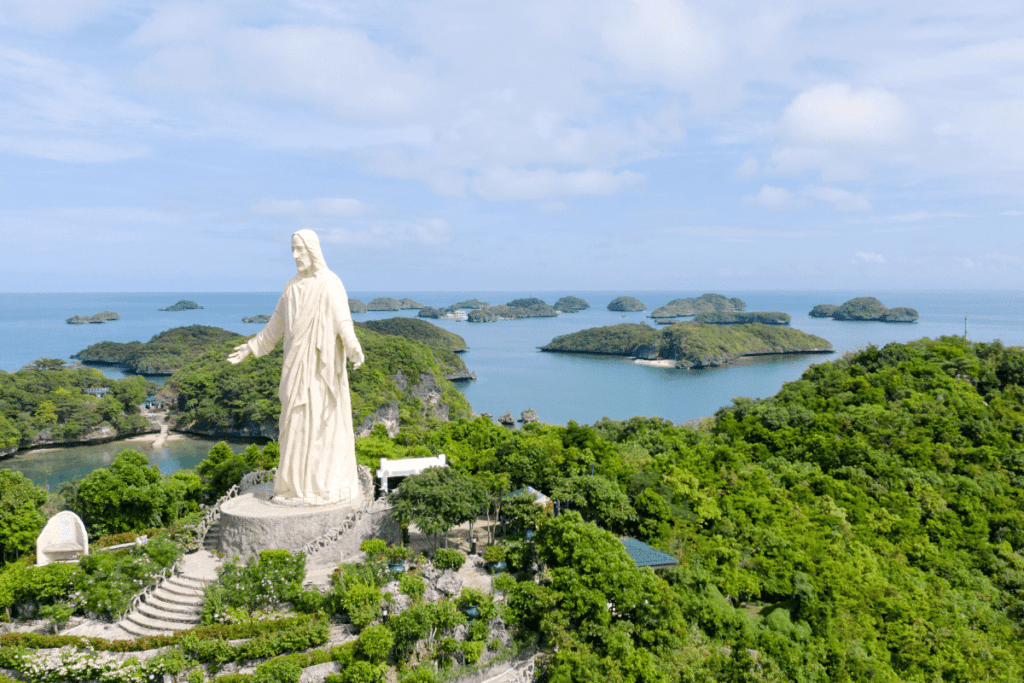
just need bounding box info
[2,290,1023,435]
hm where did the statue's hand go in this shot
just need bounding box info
[227,343,251,365]
[351,350,365,370]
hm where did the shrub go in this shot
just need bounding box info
[356,624,394,664]
[482,545,506,564]
[292,587,324,614]
[202,549,306,622]
[491,573,516,594]
[467,619,489,642]
[359,539,387,557]
[433,549,465,571]
[398,573,425,603]
[461,640,485,664]
[253,657,303,683]
[399,666,437,683]
[343,582,382,630]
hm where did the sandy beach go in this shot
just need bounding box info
[633,358,676,368]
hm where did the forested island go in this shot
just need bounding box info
[158,300,203,312]
[692,311,791,325]
[348,299,367,313]
[541,321,832,367]
[5,335,1024,682]
[649,292,746,319]
[365,298,425,312]
[810,296,920,322]
[552,296,590,313]
[607,295,646,312]
[72,326,243,375]
[241,315,271,324]
[467,298,558,322]
[65,311,120,324]
[356,318,475,381]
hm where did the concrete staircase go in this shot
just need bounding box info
[119,550,221,637]
[203,518,222,553]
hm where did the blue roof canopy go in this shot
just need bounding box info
[620,538,678,569]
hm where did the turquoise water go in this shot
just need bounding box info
[2,289,1022,427]
[0,435,239,490]
[2,290,1022,487]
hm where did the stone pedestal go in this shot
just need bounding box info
[217,483,361,560]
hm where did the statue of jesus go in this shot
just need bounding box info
[227,229,365,506]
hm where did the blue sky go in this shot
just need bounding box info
[1,0,1023,292]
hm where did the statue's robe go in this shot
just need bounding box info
[246,268,363,506]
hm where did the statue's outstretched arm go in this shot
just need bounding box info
[228,294,286,364]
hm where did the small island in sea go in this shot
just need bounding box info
[73,325,242,375]
[540,321,833,368]
[242,314,271,324]
[468,297,558,322]
[365,297,425,311]
[649,293,746,320]
[692,311,791,325]
[553,295,590,313]
[349,298,367,313]
[607,295,646,312]
[66,311,120,324]
[419,298,490,319]
[810,297,919,322]
[159,300,203,312]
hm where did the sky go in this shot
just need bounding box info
[1,0,1023,293]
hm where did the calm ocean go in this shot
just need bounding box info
[3,290,1022,486]
[3,290,1023,426]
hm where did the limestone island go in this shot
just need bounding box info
[468,298,558,322]
[649,293,746,320]
[349,298,367,313]
[364,296,423,313]
[692,311,791,325]
[607,295,646,312]
[73,325,243,375]
[242,314,271,324]
[419,298,491,319]
[159,300,203,312]
[810,297,919,323]
[540,321,833,368]
[66,311,120,324]
[553,295,590,313]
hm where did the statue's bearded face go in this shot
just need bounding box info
[292,236,313,273]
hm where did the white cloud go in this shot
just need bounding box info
[0,0,116,33]
[803,186,871,212]
[315,198,366,217]
[733,156,760,180]
[781,83,911,147]
[854,252,886,264]
[600,0,723,89]
[743,185,804,211]
[252,198,367,220]
[0,45,158,162]
[320,218,452,248]
[471,167,642,201]
[252,199,306,218]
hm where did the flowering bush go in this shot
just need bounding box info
[201,549,305,623]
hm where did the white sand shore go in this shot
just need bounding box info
[633,358,676,368]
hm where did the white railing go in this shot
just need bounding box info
[119,558,182,622]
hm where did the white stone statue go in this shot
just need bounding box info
[37,510,88,566]
[228,229,365,506]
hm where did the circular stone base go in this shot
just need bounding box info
[218,483,364,560]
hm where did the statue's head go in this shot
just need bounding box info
[292,230,328,276]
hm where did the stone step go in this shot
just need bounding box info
[162,578,206,599]
[151,586,205,608]
[137,599,201,624]
[125,609,197,635]
[120,617,176,639]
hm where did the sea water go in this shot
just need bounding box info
[2,290,1022,485]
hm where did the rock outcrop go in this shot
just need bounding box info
[498,411,515,426]
[519,409,540,424]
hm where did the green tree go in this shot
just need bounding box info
[74,449,165,535]
[390,467,486,550]
[0,470,47,564]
